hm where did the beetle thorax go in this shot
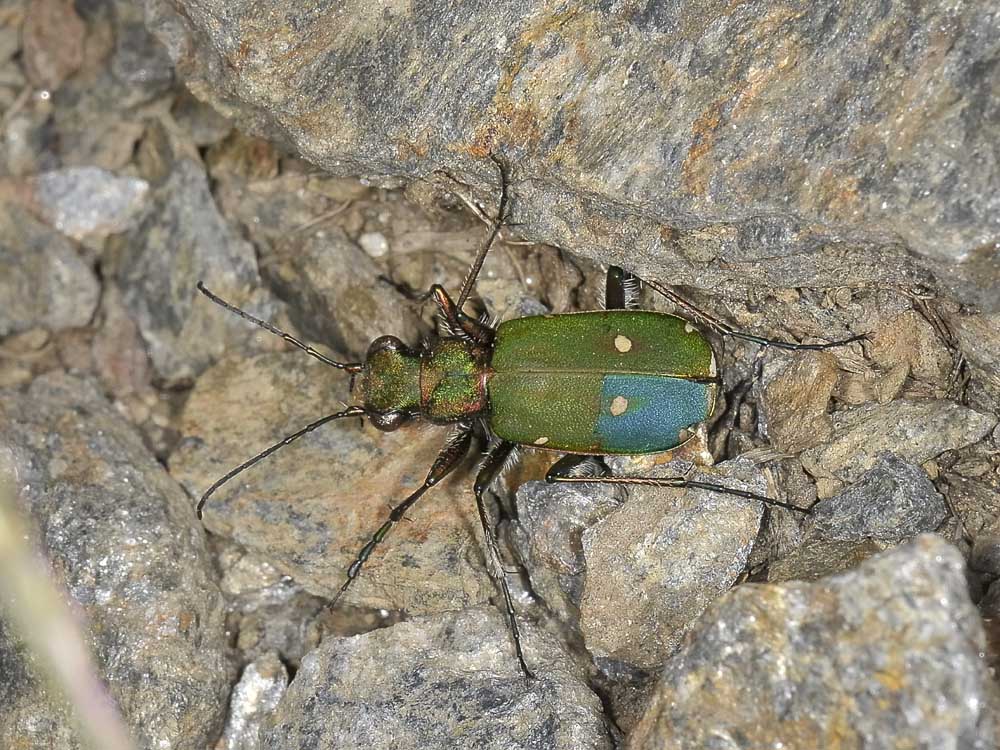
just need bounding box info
[418,339,490,422]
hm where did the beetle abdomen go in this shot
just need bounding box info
[487,311,718,454]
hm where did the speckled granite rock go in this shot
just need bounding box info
[261,607,613,750]
[0,373,229,750]
[808,453,947,542]
[800,399,996,486]
[628,535,1000,749]
[578,458,765,670]
[0,204,99,337]
[145,0,999,309]
[118,158,274,384]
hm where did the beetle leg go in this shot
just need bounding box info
[473,439,536,680]
[545,472,810,515]
[546,454,609,479]
[329,425,474,606]
[430,284,495,345]
[455,153,511,310]
[605,266,640,310]
[640,277,867,351]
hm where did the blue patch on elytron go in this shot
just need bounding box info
[595,375,711,453]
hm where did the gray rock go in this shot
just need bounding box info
[220,653,288,750]
[578,458,764,670]
[510,479,621,623]
[0,204,100,337]
[0,373,229,750]
[146,0,999,309]
[808,453,947,542]
[629,535,1000,749]
[170,351,494,614]
[32,167,149,240]
[118,159,272,383]
[263,225,420,359]
[261,607,613,750]
[800,399,997,485]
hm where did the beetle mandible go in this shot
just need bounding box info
[195,155,865,679]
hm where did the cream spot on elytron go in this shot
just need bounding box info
[684,322,695,334]
[534,436,549,445]
[610,395,629,416]
[614,334,632,353]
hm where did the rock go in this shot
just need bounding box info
[146,0,999,309]
[219,653,288,750]
[808,453,947,542]
[261,607,613,750]
[263,226,421,359]
[170,351,494,614]
[0,373,229,750]
[578,458,764,670]
[0,204,100,337]
[21,0,85,91]
[629,535,1000,749]
[758,350,839,453]
[510,479,620,623]
[30,167,149,240]
[117,159,273,383]
[949,312,1000,379]
[800,399,996,486]
[767,538,887,583]
[942,475,1000,539]
[868,310,953,385]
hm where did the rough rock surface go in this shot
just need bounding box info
[800,399,996,485]
[578,458,764,670]
[0,205,100,337]
[261,607,613,750]
[145,0,1000,309]
[629,535,1000,749]
[808,453,948,542]
[118,158,273,384]
[0,373,229,749]
[510,479,621,624]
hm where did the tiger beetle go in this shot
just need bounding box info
[195,155,865,680]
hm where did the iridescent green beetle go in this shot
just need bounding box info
[196,157,863,679]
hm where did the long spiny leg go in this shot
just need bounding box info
[455,154,510,310]
[546,466,809,515]
[641,278,866,351]
[473,440,535,680]
[197,282,364,371]
[329,425,474,606]
[197,406,367,519]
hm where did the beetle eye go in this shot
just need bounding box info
[370,410,408,432]
[367,335,405,357]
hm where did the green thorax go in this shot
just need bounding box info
[419,339,489,422]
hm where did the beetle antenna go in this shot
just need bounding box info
[196,406,367,519]
[642,278,867,351]
[455,153,511,310]
[196,283,364,372]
